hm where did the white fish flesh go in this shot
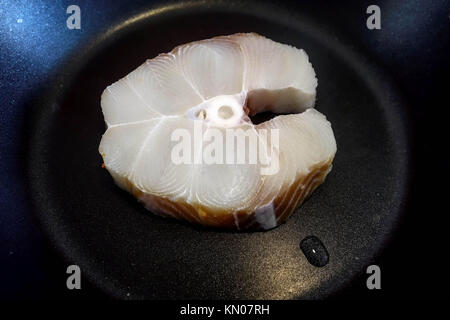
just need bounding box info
[99,33,337,230]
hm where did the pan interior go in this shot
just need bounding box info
[27,4,409,299]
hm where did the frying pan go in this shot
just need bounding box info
[3,0,449,299]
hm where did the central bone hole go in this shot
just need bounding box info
[218,105,234,119]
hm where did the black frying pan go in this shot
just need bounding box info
[17,0,448,299]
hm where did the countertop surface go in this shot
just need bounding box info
[1,0,449,299]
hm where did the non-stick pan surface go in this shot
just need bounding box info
[26,1,410,299]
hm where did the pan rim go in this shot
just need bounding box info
[25,0,412,299]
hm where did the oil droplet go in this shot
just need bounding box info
[300,236,329,267]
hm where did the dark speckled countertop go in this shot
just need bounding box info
[1,0,449,299]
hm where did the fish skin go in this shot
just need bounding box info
[120,159,333,230]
